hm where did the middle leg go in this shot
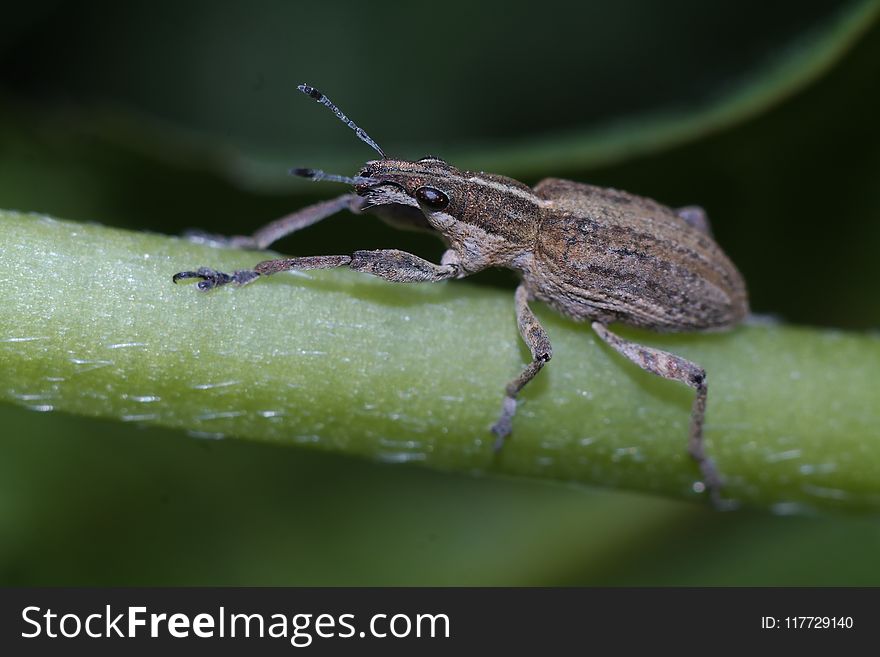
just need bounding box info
[491,284,553,450]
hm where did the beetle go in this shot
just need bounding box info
[174,84,749,506]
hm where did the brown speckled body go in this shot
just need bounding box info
[529,179,748,330]
[355,159,748,332]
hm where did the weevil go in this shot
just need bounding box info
[174,84,749,506]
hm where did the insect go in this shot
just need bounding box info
[174,83,749,506]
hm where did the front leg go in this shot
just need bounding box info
[172,249,462,290]
[348,248,462,282]
[591,322,725,507]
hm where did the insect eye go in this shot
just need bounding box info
[415,186,449,211]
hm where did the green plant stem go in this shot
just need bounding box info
[2,211,878,512]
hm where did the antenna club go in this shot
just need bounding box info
[298,83,323,101]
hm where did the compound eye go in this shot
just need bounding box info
[415,186,449,211]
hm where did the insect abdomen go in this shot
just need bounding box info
[531,184,748,331]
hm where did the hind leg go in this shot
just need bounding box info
[591,322,726,507]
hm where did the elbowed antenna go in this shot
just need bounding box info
[289,167,378,185]
[298,83,386,159]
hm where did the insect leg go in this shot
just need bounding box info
[185,193,362,249]
[172,256,351,290]
[675,205,713,237]
[491,284,553,450]
[590,322,724,507]
[173,249,461,290]
[346,249,461,282]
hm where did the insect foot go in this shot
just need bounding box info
[490,397,518,451]
[172,267,260,291]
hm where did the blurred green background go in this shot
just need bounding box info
[1,0,879,585]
